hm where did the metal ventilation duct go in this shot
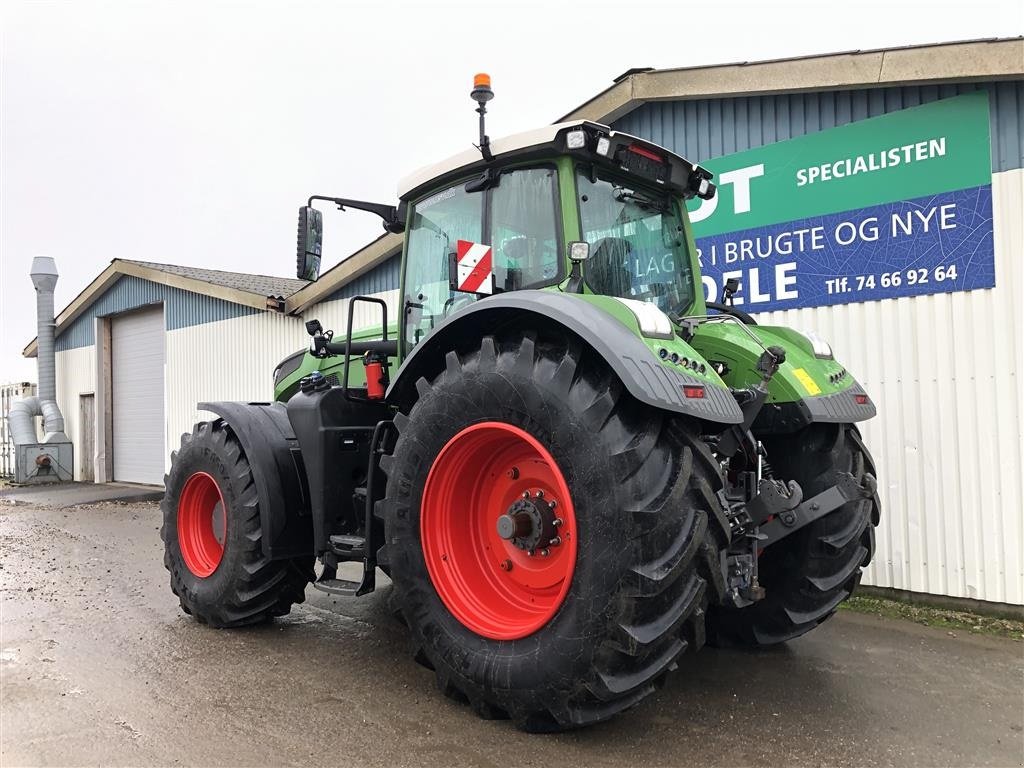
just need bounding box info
[5,256,72,483]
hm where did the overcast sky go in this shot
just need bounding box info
[2,0,1021,381]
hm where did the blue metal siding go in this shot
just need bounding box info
[324,255,401,302]
[613,80,1023,172]
[55,275,259,351]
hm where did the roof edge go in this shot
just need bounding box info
[558,37,1024,123]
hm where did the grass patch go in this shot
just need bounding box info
[841,595,1024,641]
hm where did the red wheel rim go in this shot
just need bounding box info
[421,422,578,640]
[177,471,227,578]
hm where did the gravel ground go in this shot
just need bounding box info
[1,499,1022,767]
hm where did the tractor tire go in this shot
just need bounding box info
[160,420,313,628]
[380,332,728,731]
[708,423,879,646]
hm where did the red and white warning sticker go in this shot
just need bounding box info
[455,240,493,295]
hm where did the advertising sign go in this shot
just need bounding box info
[687,92,995,311]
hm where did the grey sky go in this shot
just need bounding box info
[2,0,1021,381]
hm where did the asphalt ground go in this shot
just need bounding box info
[1,499,1022,768]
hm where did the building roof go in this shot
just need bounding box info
[23,259,308,357]
[125,260,308,299]
[559,37,1024,124]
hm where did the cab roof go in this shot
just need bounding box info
[396,120,700,202]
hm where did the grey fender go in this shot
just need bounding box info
[198,401,312,560]
[388,290,743,424]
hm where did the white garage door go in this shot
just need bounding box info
[112,306,165,485]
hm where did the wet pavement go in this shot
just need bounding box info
[1,500,1022,768]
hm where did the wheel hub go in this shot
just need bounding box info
[497,494,560,553]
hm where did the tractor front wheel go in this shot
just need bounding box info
[161,420,313,627]
[382,332,728,731]
[708,423,879,646]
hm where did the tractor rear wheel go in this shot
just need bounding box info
[381,332,728,731]
[708,423,879,646]
[161,420,313,627]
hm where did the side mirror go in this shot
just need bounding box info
[296,206,323,281]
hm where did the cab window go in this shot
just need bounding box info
[403,167,561,350]
[491,167,560,291]
[403,184,483,348]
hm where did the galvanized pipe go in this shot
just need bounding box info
[31,256,59,403]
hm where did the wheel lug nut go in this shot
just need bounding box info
[553,517,563,527]
[540,548,550,557]
[522,491,531,499]
[527,549,535,557]
[507,467,520,480]
[499,559,513,571]
[549,536,561,547]
[535,490,544,498]
[549,499,557,509]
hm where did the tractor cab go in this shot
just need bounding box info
[396,117,716,354]
[292,74,717,382]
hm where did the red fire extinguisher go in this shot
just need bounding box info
[362,351,389,400]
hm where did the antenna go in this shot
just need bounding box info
[471,73,494,162]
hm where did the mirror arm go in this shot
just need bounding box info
[307,195,405,234]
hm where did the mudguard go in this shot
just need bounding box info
[388,290,743,424]
[198,401,313,560]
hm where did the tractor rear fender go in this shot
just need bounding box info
[197,401,313,560]
[388,291,744,425]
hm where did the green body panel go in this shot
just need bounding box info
[273,324,399,402]
[689,322,854,404]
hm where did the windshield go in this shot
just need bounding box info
[576,169,695,318]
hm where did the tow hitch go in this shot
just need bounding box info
[758,471,877,547]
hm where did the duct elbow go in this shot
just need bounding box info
[40,400,69,443]
[7,397,41,445]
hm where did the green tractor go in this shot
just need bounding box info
[161,75,880,731]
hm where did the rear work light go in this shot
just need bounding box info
[854,393,869,405]
[682,385,705,399]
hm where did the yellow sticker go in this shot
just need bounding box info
[792,367,822,396]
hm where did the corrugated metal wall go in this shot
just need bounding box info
[165,311,308,470]
[614,81,1023,172]
[56,275,259,351]
[614,86,1023,605]
[302,289,401,338]
[323,255,401,302]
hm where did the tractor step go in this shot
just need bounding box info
[328,534,366,559]
[313,575,375,597]
[313,559,376,597]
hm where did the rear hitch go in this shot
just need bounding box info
[758,472,877,547]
